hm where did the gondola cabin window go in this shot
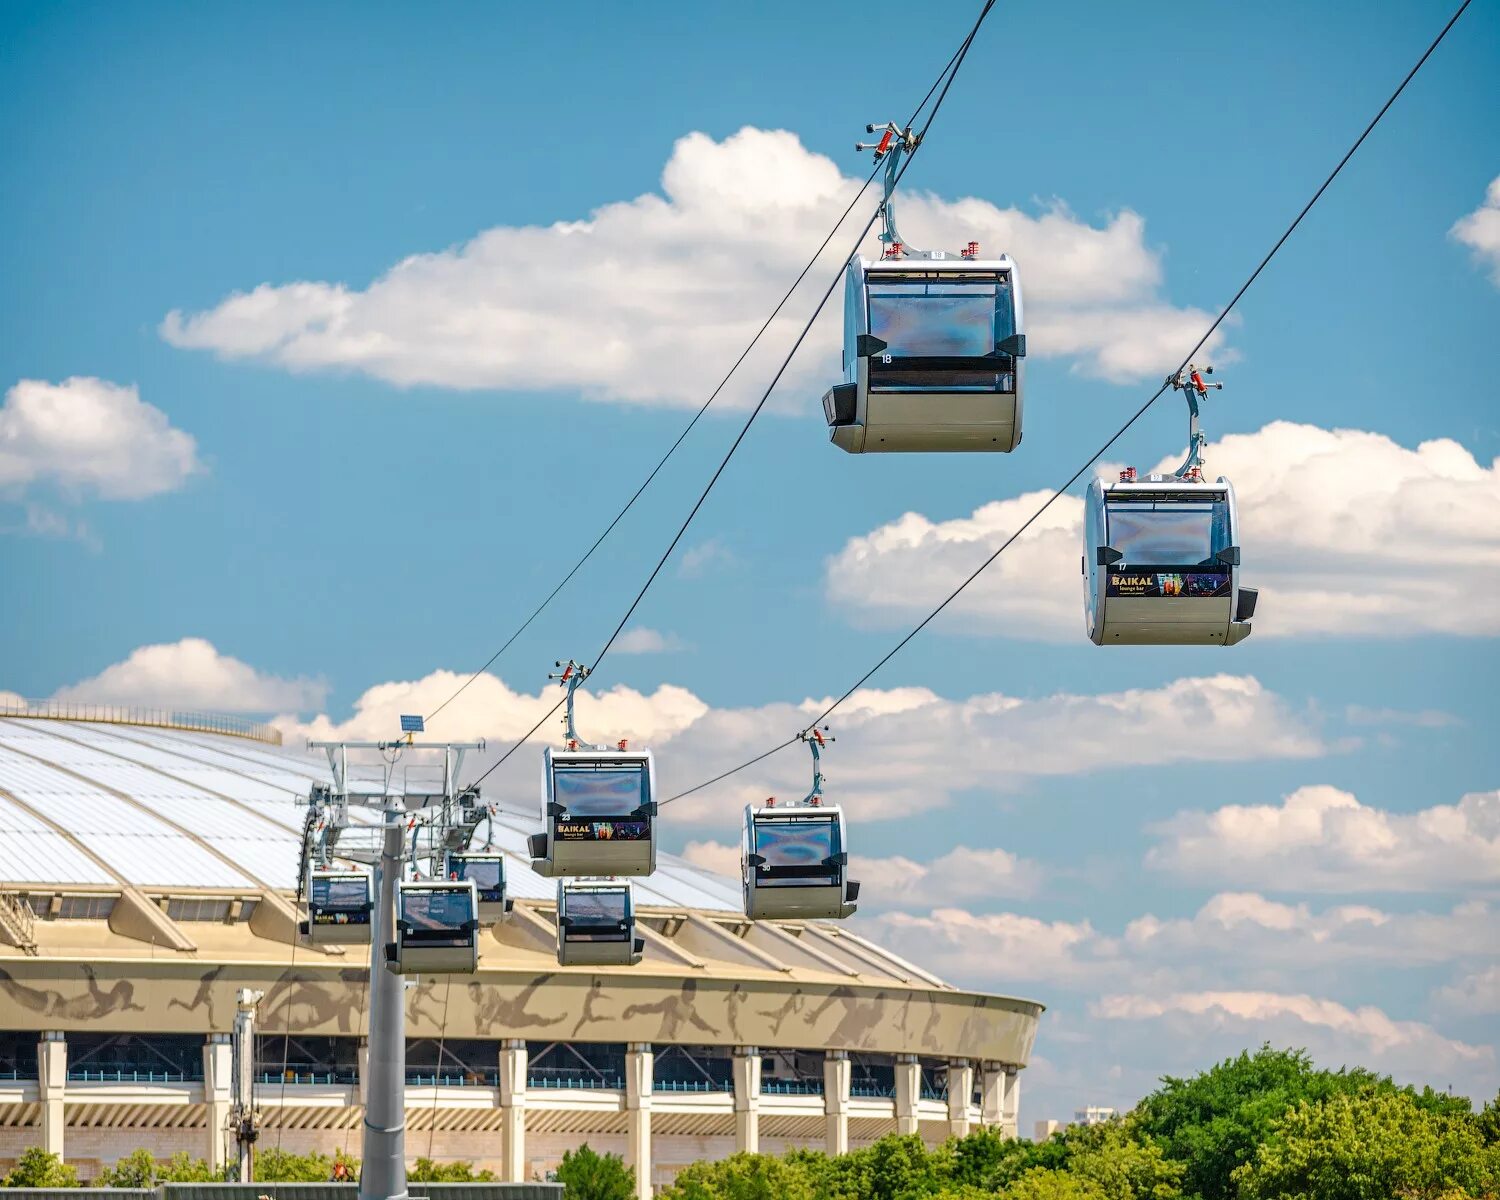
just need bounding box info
[1106,494,1232,566]
[754,818,840,887]
[866,270,1017,393]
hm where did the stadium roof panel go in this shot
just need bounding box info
[0,717,745,911]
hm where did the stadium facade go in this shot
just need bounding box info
[0,709,1042,1193]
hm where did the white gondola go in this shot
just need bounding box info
[824,252,1025,454]
[445,851,513,924]
[823,123,1025,455]
[556,880,643,967]
[743,801,859,920]
[388,880,478,974]
[301,868,373,945]
[529,746,658,878]
[1084,366,1257,646]
[742,728,858,921]
[527,661,657,878]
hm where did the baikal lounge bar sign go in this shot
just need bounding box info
[1107,570,1230,598]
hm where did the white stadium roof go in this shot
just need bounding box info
[0,716,743,911]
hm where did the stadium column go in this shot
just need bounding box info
[823,1049,850,1156]
[497,1039,527,1182]
[732,1046,761,1153]
[624,1043,653,1200]
[979,1060,1004,1127]
[37,1031,66,1158]
[202,1034,233,1171]
[894,1054,920,1136]
[1001,1067,1021,1138]
[946,1060,974,1139]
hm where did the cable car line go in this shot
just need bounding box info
[661,0,1471,805]
[464,0,1000,790]
[420,36,980,731]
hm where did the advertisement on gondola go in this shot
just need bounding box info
[1107,570,1230,598]
[309,877,371,924]
[555,819,650,841]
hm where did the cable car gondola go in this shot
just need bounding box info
[556,880,643,967]
[301,868,373,944]
[742,729,859,921]
[388,880,479,974]
[445,851,513,924]
[527,661,657,878]
[1084,366,1257,645]
[823,123,1026,455]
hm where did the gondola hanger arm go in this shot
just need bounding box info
[549,658,607,751]
[1166,363,1225,479]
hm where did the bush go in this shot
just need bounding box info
[253,1147,337,1182]
[556,1144,635,1200]
[409,1157,495,1182]
[98,1149,219,1187]
[4,1147,79,1188]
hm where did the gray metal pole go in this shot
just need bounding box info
[360,809,407,1200]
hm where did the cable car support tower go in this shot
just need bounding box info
[302,733,485,1200]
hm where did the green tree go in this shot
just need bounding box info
[157,1152,221,1183]
[98,1149,219,1186]
[1131,1045,1386,1200]
[658,1151,818,1200]
[408,1158,495,1188]
[998,1167,1107,1199]
[555,1144,634,1200]
[1478,1092,1500,1147]
[253,1147,335,1182]
[4,1147,79,1188]
[409,1158,495,1183]
[1064,1122,1183,1200]
[99,1149,159,1188]
[1233,1089,1500,1200]
[817,1133,943,1200]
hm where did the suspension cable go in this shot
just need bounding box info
[661,0,1471,806]
[421,37,974,729]
[467,0,999,788]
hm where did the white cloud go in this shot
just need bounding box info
[1124,894,1496,968]
[680,839,739,878]
[868,908,1122,988]
[654,672,1325,825]
[1344,705,1458,729]
[854,846,1044,906]
[611,626,685,654]
[1145,784,1500,892]
[53,638,328,713]
[1090,990,1493,1091]
[826,420,1500,639]
[683,839,1045,905]
[161,127,1222,403]
[264,658,1321,824]
[678,537,738,578]
[864,894,1497,997]
[1435,966,1500,1015]
[0,377,202,501]
[1451,176,1500,285]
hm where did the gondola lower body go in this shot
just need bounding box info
[557,932,645,967]
[744,879,860,921]
[824,384,1020,453]
[1091,590,1257,645]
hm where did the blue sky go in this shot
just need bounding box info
[3,0,1498,1124]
